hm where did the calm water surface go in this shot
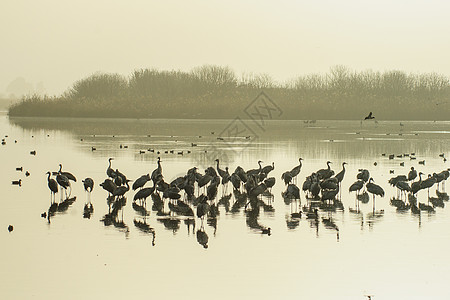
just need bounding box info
[1,112,450,300]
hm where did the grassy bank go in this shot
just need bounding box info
[8,65,450,120]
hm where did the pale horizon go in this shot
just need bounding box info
[1,0,449,96]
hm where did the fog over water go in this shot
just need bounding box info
[1,0,450,95]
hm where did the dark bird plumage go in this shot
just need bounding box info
[285,183,300,199]
[100,179,117,194]
[408,167,417,181]
[290,158,303,178]
[82,177,94,192]
[58,164,77,182]
[281,171,293,185]
[46,171,58,197]
[113,180,131,198]
[133,174,151,190]
[349,180,364,194]
[264,177,276,190]
[367,178,385,197]
[334,162,347,183]
[249,183,267,198]
[106,158,116,178]
[357,169,370,182]
[317,161,334,180]
[364,112,375,120]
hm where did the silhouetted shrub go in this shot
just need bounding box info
[8,65,450,120]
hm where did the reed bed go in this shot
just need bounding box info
[8,65,450,120]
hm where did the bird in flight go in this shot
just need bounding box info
[364,112,375,120]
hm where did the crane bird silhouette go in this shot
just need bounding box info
[364,112,375,120]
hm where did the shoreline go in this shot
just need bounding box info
[6,113,450,122]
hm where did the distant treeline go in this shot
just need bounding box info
[8,65,450,120]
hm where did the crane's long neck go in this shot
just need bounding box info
[59,164,62,172]
[327,162,331,170]
[216,160,220,169]
[258,161,262,170]
[342,163,346,171]
[47,173,51,181]
[108,159,112,168]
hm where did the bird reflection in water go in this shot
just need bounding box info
[168,200,194,217]
[245,204,271,236]
[134,218,156,246]
[366,210,384,230]
[207,217,217,236]
[101,195,128,234]
[83,203,94,219]
[436,190,449,201]
[184,218,195,235]
[290,199,302,218]
[286,215,300,230]
[322,216,340,242]
[286,198,302,229]
[217,194,232,213]
[56,198,76,213]
[132,201,150,217]
[45,196,77,224]
[150,193,165,216]
[157,218,180,234]
[196,228,209,249]
[230,190,247,214]
[309,217,320,238]
[318,198,344,212]
[349,194,361,213]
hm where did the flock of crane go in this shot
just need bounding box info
[44,155,450,227]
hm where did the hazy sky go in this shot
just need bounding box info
[1,0,449,95]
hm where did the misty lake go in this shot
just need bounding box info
[1,111,450,300]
